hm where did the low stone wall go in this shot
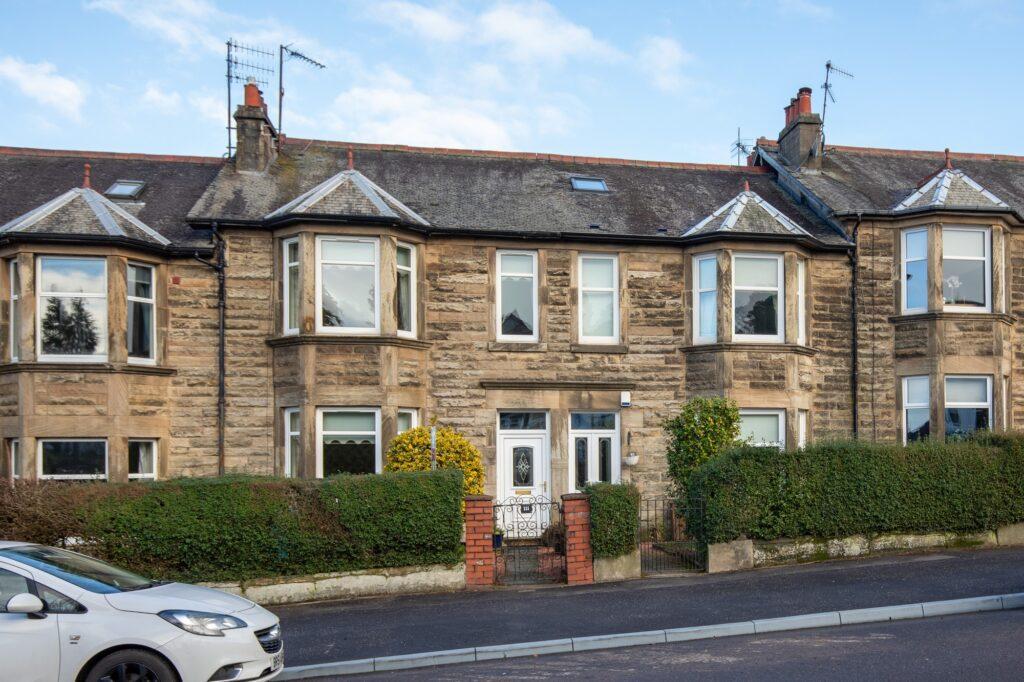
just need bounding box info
[594,550,641,583]
[201,563,465,605]
[708,522,1024,573]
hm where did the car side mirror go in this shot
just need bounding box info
[6,593,45,617]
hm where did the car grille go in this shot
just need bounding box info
[255,624,283,654]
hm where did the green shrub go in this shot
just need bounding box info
[686,435,1024,545]
[586,483,640,558]
[0,470,464,583]
[664,397,741,494]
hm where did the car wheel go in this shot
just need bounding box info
[84,649,178,682]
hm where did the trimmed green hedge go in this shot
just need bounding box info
[586,483,640,558]
[686,435,1024,545]
[0,470,464,583]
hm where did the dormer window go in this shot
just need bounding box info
[105,180,146,200]
[570,177,608,192]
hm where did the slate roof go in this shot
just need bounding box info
[190,139,847,246]
[265,168,429,225]
[758,143,1024,219]
[0,147,223,249]
[894,167,1008,211]
[683,184,812,238]
[0,187,170,246]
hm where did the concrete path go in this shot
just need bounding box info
[274,547,1024,667]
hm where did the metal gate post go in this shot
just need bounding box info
[465,495,495,586]
[561,493,594,585]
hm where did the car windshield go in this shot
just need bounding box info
[0,545,157,594]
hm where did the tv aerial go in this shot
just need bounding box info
[730,127,754,166]
[820,60,854,156]
[278,44,326,135]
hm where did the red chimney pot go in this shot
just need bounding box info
[797,87,812,116]
[944,148,953,170]
[244,79,263,108]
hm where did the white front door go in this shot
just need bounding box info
[496,434,550,538]
[568,412,620,492]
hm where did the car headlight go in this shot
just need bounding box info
[159,610,247,637]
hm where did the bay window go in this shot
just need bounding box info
[942,227,990,311]
[797,259,807,345]
[396,243,415,337]
[693,254,717,344]
[944,376,991,438]
[39,439,107,480]
[317,237,379,333]
[496,251,538,341]
[739,409,785,448]
[283,238,299,335]
[317,408,380,477]
[902,376,930,443]
[733,254,783,342]
[38,257,107,361]
[578,254,618,344]
[128,440,157,480]
[8,260,19,362]
[797,409,808,448]
[284,407,300,478]
[901,228,928,313]
[397,408,418,433]
[127,263,155,363]
[8,439,19,479]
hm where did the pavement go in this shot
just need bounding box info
[344,609,1024,680]
[274,546,1024,667]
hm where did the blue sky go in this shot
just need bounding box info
[1,1,1020,163]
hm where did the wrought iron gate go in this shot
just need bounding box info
[638,497,706,574]
[493,496,566,584]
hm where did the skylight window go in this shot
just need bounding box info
[105,180,146,199]
[570,177,608,192]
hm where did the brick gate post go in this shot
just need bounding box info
[561,493,594,585]
[464,495,495,586]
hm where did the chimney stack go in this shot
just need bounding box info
[234,78,278,172]
[778,87,822,168]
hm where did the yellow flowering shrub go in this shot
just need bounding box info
[384,425,485,495]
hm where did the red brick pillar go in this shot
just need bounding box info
[562,493,594,585]
[464,495,495,587]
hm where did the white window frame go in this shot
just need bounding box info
[284,407,300,478]
[397,408,419,433]
[8,439,19,480]
[396,242,417,339]
[942,226,991,313]
[282,237,300,336]
[692,253,717,344]
[8,259,19,362]
[568,412,620,493]
[944,375,992,436]
[37,438,108,481]
[733,253,785,343]
[797,409,808,448]
[127,262,156,366]
[797,259,807,346]
[37,256,108,363]
[496,250,539,343]
[315,407,382,478]
[128,439,157,481]
[902,375,930,444]
[315,236,380,335]
[577,254,619,345]
[739,409,786,448]
[901,228,929,314]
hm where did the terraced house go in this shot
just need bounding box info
[2,84,1022,500]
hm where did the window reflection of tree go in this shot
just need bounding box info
[41,297,98,354]
[736,293,777,335]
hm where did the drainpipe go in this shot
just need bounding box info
[848,213,862,440]
[195,223,227,475]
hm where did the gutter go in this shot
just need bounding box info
[0,232,215,258]
[193,223,227,476]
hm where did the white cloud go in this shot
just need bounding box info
[777,0,834,19]
[0,56,86,120]
[637,36,693,93]
[477,1,621,63]
[141,81,182,112]
[188,91,225,124]
[370,1,467,42]
[465,62,508,91]
[86,0,224,54]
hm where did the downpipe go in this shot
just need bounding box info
[194,223,227,476]
[848,213,862,440]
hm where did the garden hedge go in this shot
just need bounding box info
[686,434,1024,545]
[0,470,465,583]
[586,483,640,558]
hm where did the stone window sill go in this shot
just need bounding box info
[0,362,176,376]
[680,342,817,356]
[889,311,1016,325]
[267,334,432,350]
[487,341,548,352]
[569,343,629,354]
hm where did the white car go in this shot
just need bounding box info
[0,541,283,682]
